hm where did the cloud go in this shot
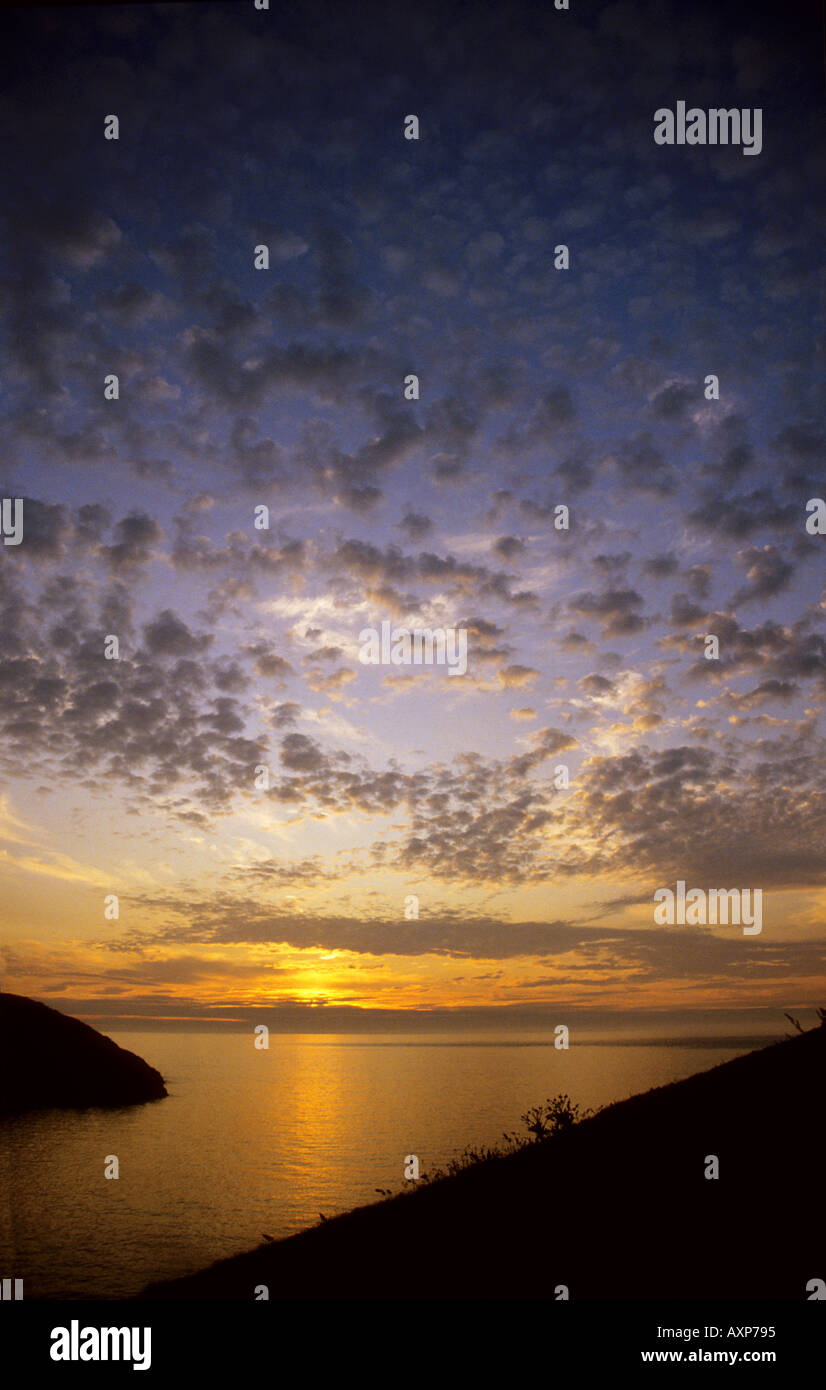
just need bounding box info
[643,554,679,578]
[397,511,433,540]
[565,738,826,890]
[569,588,646,637]
[142,611,213,658]
[733,545,795,603]
[1,0,823,1022]
[579,673,616,697]
[100,513,161,569]
[688,489,800,538]
[245,645,295,680]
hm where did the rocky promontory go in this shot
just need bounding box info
[0,992,167,1118]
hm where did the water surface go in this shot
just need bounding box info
[0,1031,757,1298]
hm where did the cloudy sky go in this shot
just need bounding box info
[0,0,823,1032]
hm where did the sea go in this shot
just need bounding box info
[0,1030,771,1299]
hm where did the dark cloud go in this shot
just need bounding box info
[397,511,433,540]
[644,554,679,578]
[280,733,332,772]
[569,588,646,637]
[685,565,713,600]
[579,673,616,696]
[564,736,826,890]
[688,489,800,538]
[650,380,697,420]
[666,614,826,689]
[100,513,161,569]
[142,611,213,659]
[245,645,295,681]
[592,552,631,577]
[733,545,795,603]
[669,593,708,628]
[270,702,301,726]
[327,538,537,607]
[493,536,526,560]
[611,434,675,496]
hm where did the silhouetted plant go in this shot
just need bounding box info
[784,1009,826,1036]
[421,1141,515,1185]
[418,1092,594,1186]
[517,1093,585,1143]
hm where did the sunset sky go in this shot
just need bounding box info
[0,0,823,1032]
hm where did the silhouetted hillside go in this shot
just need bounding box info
[141,1024,824,1301]
[0,992,167,1117]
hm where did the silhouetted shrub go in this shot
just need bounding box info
[516,1093,585,1143]
[418,1092,594,1186]
[785,1008,825,1036]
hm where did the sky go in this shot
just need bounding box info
[0,0,824,1033]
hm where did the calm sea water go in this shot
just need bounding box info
[0,1032,757,1299]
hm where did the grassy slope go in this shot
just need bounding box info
[141,1025,824,1301]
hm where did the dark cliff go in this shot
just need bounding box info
[0,992,167,1118]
